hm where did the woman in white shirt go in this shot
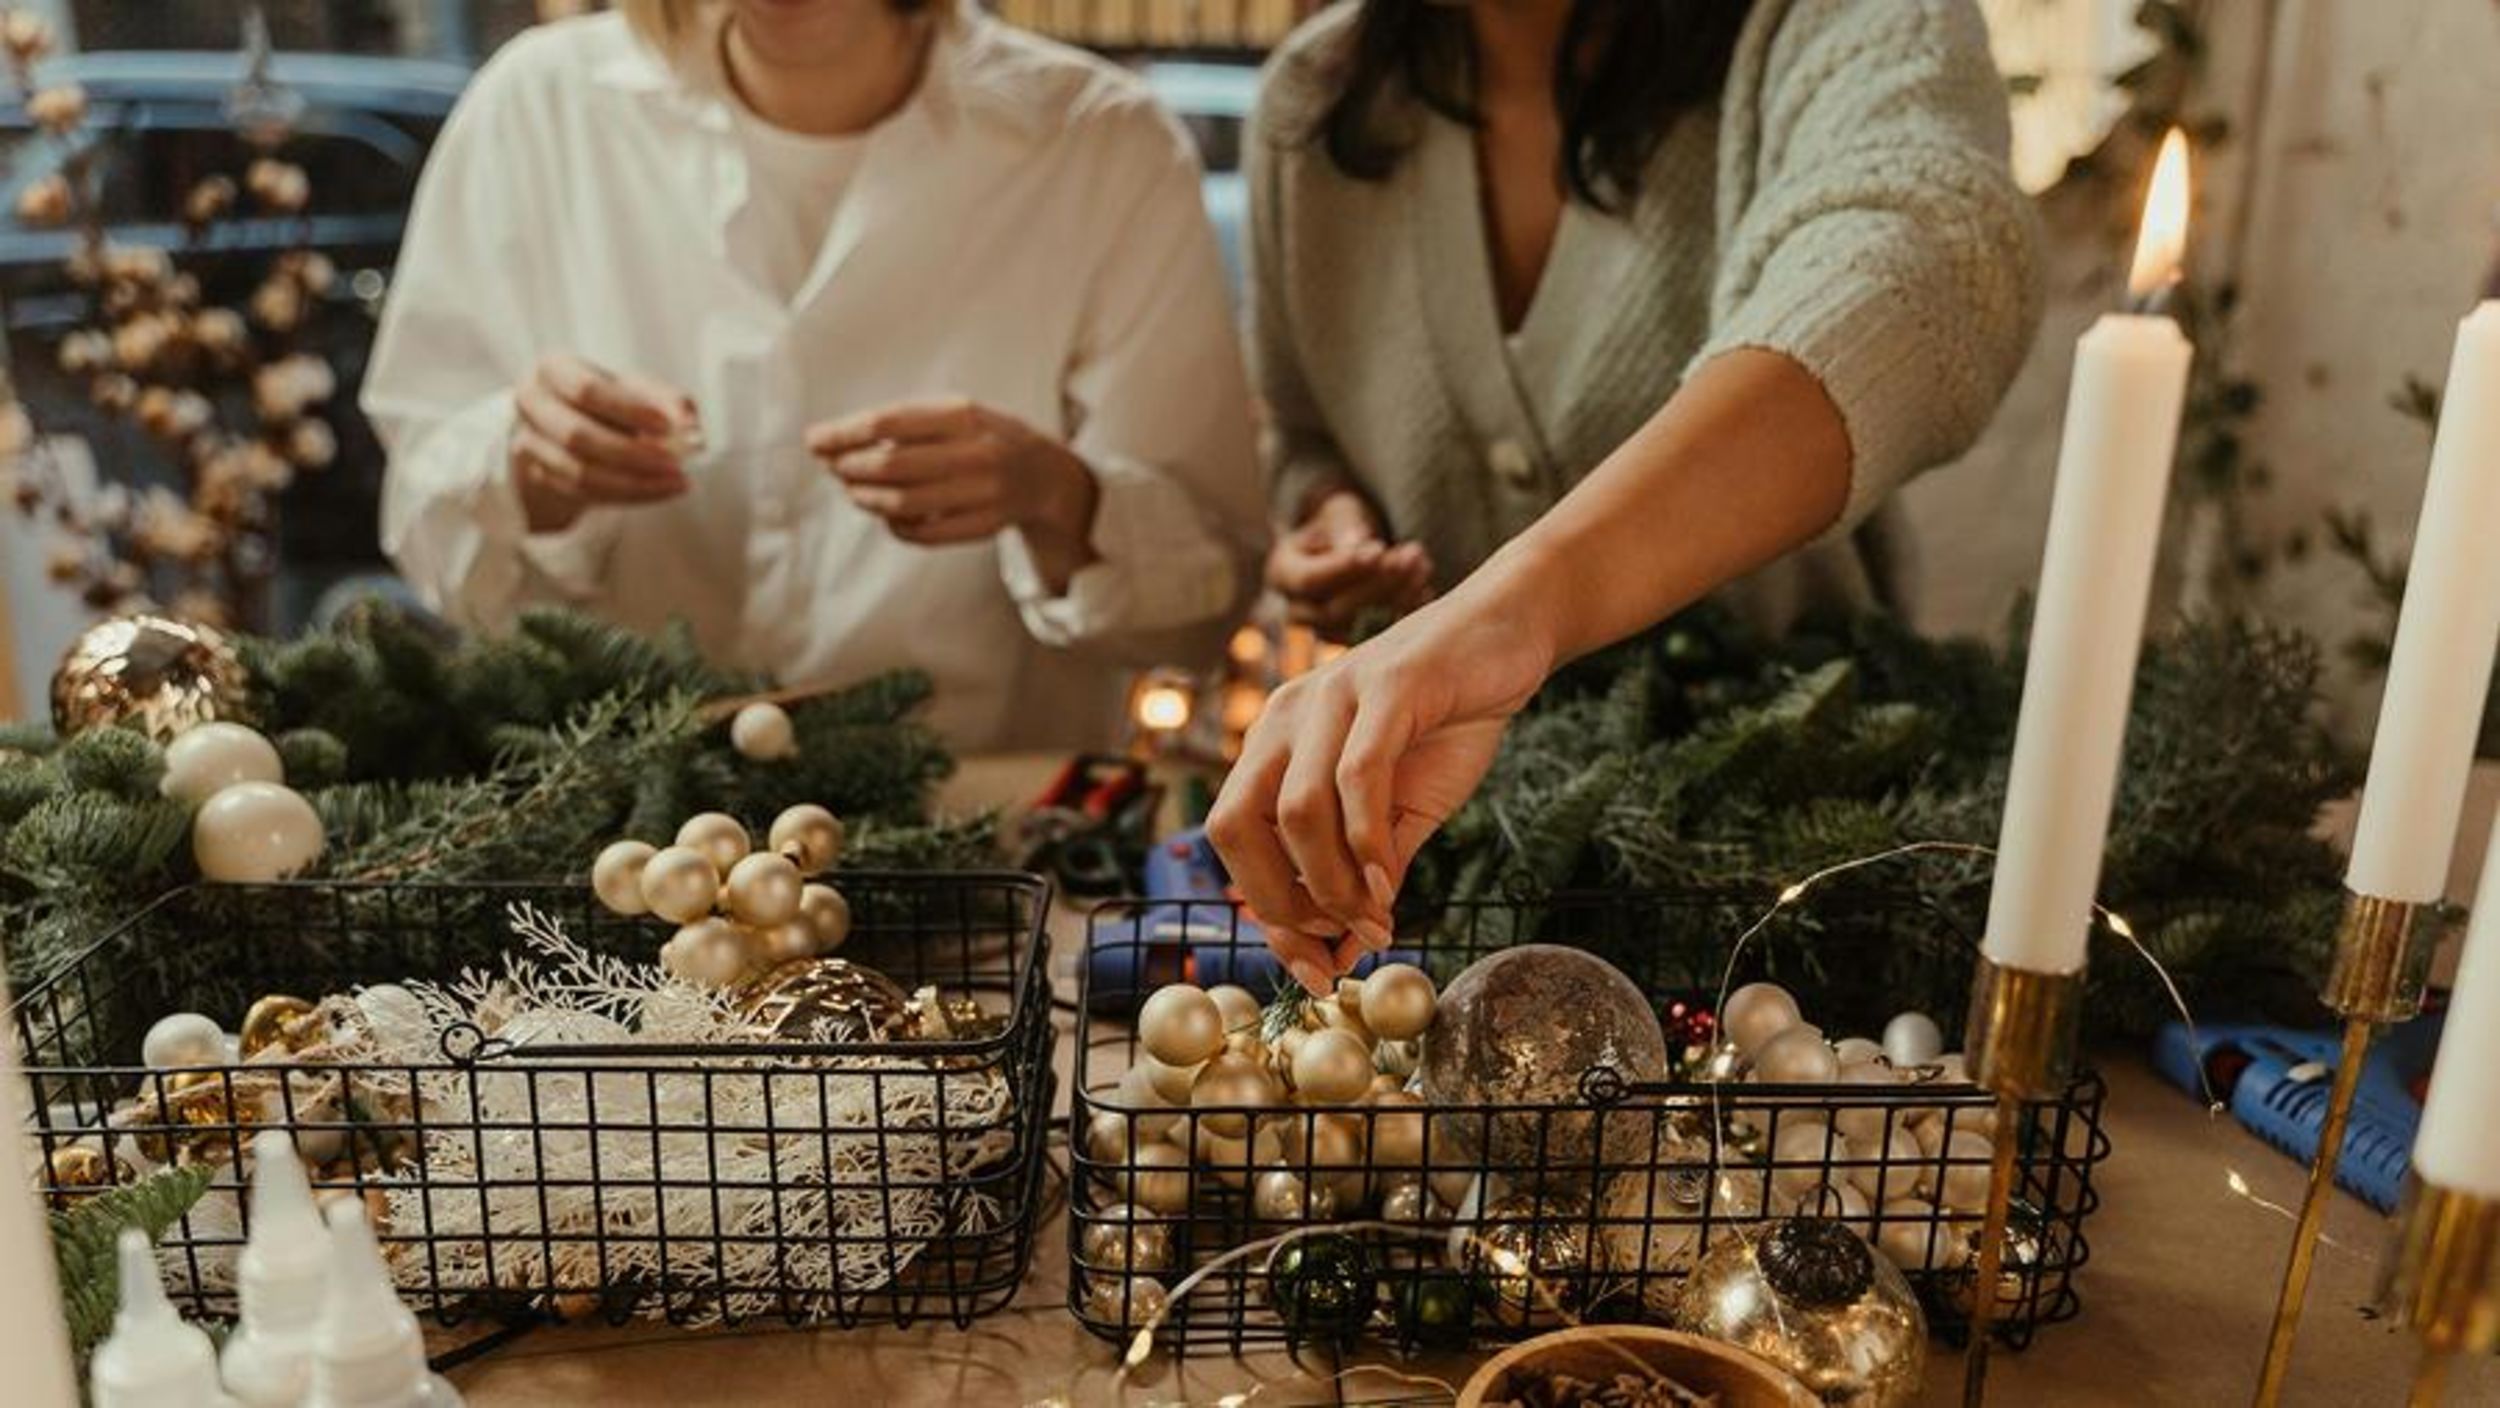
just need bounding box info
[365,0,1263,750]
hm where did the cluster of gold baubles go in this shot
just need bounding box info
[591,805,852,989]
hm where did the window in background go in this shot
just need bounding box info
[1981,0,2157,194]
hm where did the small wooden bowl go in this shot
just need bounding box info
[1458,1325,1818,1408]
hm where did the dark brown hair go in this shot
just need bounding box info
[1315,0,1754,212]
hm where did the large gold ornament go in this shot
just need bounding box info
[1675,1218,1928,1408]
[238,994,324,1058]
[51,613,250,740]
[736,957,911,1041]
[41,1144,132,1208]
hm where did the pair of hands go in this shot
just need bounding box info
[1263,489,1436,643]
[508,354,1095,560]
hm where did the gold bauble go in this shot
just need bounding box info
[1085,1110,1141,1165]
[1079,1204,1174,1274]
[1119,1140,1194,1215]
[723,851,803,927]
[1139,984,1226,1068]
[1252,1167,1336,1222]
[238,994,323,1059]
[767,804,844,876]
[736,957,911,1041]
[1189,1051,1281,1138]
[638,845,721,925]
[660,918,750,989]
[1205,983,1261,1038]
[674,811,750,877]
[1081,1273,1169,1329]
[1140,1054,1203,1106]
[1367,1090,1429,1167]
[1290,1027,1373,1105]
[51,613,249,741]
[729,701,798,761]
[591,840,657,917]
[42,1144,131,1208]
[797,883,851,952]
[757,918,819,965]
[1675,1218,1927,1408]
[1356,962,1436,1041]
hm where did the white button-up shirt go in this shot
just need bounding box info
[366,9,1263,750]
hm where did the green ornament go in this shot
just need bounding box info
[1392,1269,1474,1350]
[1265,1234,1372,1340]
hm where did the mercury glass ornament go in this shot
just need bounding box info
[158,721,281,803]
[768,804,844,876]
[51,613,249,741]
[1140,984,1227,1067]
[729,700,798,760]
[1265,1234,1373,1340]
[1598,1166,1704,1321]
[736,957,912,1040]
[1252,1168,1337,1222]
[1879,1011,1945,1068]
[43,1144,132,1208]
[1082,1273,1169,1329]
[1676,1218,1927,1408]
[1418,945,1668,1177]
[192,781,323,882]
[1380,1178,1439,1225]
[1079,1203,1174,1274]
[591,840,657,917]
[673,811,750,877]
[1940,1200,2049,1317]
[1462,1188,1595,1327]
[1721,982,1803,1059]
[1394,1269,1476,1350]
[237,994,322,1058]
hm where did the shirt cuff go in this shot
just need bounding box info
[1000,452,1238,648]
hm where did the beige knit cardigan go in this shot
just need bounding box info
[1248,0,2044,624]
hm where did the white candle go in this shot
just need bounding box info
[2413,806,2500,1196]
[1979,130,2195,975]
[2344,302,2500,903]
[0,970,81,1408]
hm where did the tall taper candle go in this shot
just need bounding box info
[2345,303,2500,903]
[0,971,81,1407]
[2413,808,2500,1196]
[1979,129,2194,975]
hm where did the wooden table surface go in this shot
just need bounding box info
[434,758,2494,1406]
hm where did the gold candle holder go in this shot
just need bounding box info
[2385,1182,2500,1406]
[2254,891,2439,1408]
[1957,956,2086,1407]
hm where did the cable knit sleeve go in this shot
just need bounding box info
[1694,0,2042,534]
[1246,56,1360,527]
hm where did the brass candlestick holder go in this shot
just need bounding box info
[2253,890,2438,1408]
[1958,955,2085,1407]
[2385,1181,2500,1406]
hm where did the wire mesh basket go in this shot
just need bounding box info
[13,871,1056,1331]
[1069,893,2109,1355]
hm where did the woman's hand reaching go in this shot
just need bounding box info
[1206,584,1554,995]
[509,354,696,533]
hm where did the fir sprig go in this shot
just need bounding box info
[50,1164,216,1361]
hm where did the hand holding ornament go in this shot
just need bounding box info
[807,397,1101,592]
[509,353,696,533]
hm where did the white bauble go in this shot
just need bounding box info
[1876,1199,1952,1272]
[639,845,720,925]
[142,1012,225,1069]
[1139,985,1226,1067]
[1926,1129,1996,1211]
[1291,1028,1373,1105]
[1357,962,1436,1041]
[723,851,803,927]
[192,781,323,883]
[1832,1061,1904,1145]
[1769,1120,1838,1203]
[1753,1026,1840,1085]
[1721,982,1802,1058]
[159,722,281,804]
[591,840,657,917]
[1881,1011,1946,1067]
[1845,1125,1925,1203]
[1833,1037,1886,1067]
[674,812,750,876]
[729,701,797,761]
[352,984,430,1056]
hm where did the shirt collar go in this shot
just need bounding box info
[589,1,1052,142]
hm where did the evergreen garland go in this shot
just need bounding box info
[0,605,989,983]
[1405,607,2354,1039]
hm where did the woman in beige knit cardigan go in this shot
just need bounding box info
[1212,0,2043,991]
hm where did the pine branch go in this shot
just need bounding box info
[51,1163,216,1360]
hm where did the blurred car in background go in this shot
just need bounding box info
[0,50,463,622]
[1140,59,1254,298]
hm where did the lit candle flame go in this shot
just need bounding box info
[2127,127,2192,303]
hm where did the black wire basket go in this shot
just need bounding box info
[1069,893,2110,1355]
[13,871,1056,1332]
